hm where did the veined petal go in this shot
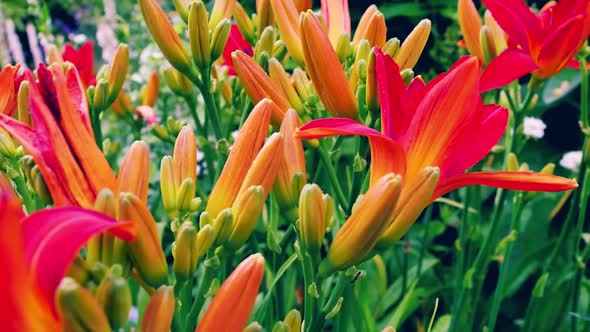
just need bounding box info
[482,0,540,52]
[23,207,136,312]
[480,48,538,92]
[0,65,19,115]
[0,178,61,331]
[270,0,305,64]
[374,48,407,139]
[432,171,578,199]
[297,118,406,180]
[536,14,586,78]
[0,114,73,206]
[51,65,118,196]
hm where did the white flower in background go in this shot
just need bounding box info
[69,34,88,44]
[560,151,582,172]
[523,117,546,139]
[96,22,118,62]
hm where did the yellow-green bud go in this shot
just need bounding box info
[234,2,256,44]
[189,1,211,69]
[107,44,129,104]
[17,81,31,126]
[226,186,265,250]
[210,19,232,61]
[0,128,16,157]
[95,273,132,329]
[93,79,109,111]
[31,165,51,204]
[173,221,199,282]
[298,184,326,255]
[283,309,302,332]
[382,37,400,57]
[336,33,353,63]
[176,178,196,213]
[160,156,178,219]
[255,26,276,62]
[56,277,111,332]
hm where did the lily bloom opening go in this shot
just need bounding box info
[297,49,578,244]
[480,0,590,91]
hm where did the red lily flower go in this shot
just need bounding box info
[480,0,590,91]
[0,177,135,331]
[297,50,577,243]
[0,64,117,208]
[0,65,22,116]
[222,24,254,76]
[62,41,97,88]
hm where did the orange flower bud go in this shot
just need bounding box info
[236,133,284,199]
[268,59,305,115]
[117,141,150,203]
[209,0,237,30]
[270,0,305,64]
[196,254,265,331]
[352,5,378,47]
[300,11,358,119]
[174,125,197,187]
[362,11,386,48]
[226,185,265,250]
[173,221,199,282]
[142,71,160,106]
[141,286,176,332]
[458,0,483,59]
[56,277,111,332]
[273,110,306,212]
[119,193,168,287]
[139,0,192,73]
[395,19,431,70]
[160,156,178,219]
[378,167,440,246]
[234,2,255,43]
[107,44,129,104]
[206,100,272,217]
[321,0,351,48]
[319,173,402,276]
[232,51,290,126]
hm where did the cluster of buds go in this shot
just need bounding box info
[458,0,507,64]
[88,44,130,113]
[160,125,200,221]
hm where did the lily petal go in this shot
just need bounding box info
[22,207,136,311]
[0,178,61,330]
[480,48,538,92]
[432,171,578,199]
[374,48,407,139]
[297,118,406,182]
[481,0,540,52]
[537,14,586,78]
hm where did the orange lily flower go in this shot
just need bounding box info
[480,0,590,90]
[0,64,121,208]
[297,50,578,243]
[196,253,265,331]
[0,178,135,331]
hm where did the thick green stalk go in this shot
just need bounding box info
[317,145,351,214]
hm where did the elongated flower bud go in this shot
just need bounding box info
[273,110,306,213]
[234,2,255,43]
[322,0,351,49]
[107,44,129,103]
[56,278,111,332]
[300,11,358,119]
[142,71,159,106]
[141,286,175,332]
[365,49,379,113]
[383,37,400,57]
[363,11,386,48]
[268,58,305,114]
[255,26,276,61]
[298,183,326,255]
[458,0,483,59]
[270,0,304,64]
[188,0,211,69]
[352,5,378,47]
[209,0,237,30]
[378,167,440,246]
[236,133,284,199]
[319,173,402,276]
[232,51,290,125]
[210,19,232,61]
[479,26,496,65]
[206,99,272,217]
[96,273,132,330]
[196,254,265,331]
[118,141,150,203]
[173,221,199,282]
[160,156,178,219]
[257,0,275,34]
[226,185,265,250]
[292,67,314,103]
[93,79,109,111]
[283,309,302,332]
[139,0,192,73]
[163,67,193,98]
[395,19,431,70]
[17,81,31,125]
[119,193,168,287]
[174,125,197,187]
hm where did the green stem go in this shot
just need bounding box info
[185,257,220,332]
[301,254,318,332]
[487,193,524,332]
[317,145,351,214]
